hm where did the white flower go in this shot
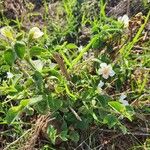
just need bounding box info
[120,100,129,106]
[119,93,129,106]
[98,63,115,79]
[7,72,14,79]
[0,26,14,40]
[29,27,44,39]
[98,80,104,88]
[78,46,83,52]
[32,60,43,71]
[120,93,127,101]
[118,14,129,28]
[97,80,104,93]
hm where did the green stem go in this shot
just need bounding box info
[71,37,97,68]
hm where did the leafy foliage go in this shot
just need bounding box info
[0,0,150,149]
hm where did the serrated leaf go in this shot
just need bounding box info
[97,95,111,107]
[47,125,58,145]
[29,95,43,105]
[103,114,118,128]
[4,49,16,65]
[69,131,79,143]
[34,99,48,114]
[59,130,68,141]
[30,46,46,56]
[33,71,43,92]
[75,118,90,130]
[6,105,22,124]
[48,95,63,111]
[14,41,26,59]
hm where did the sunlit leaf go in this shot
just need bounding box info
[0,26,14,40]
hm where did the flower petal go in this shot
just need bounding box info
[98,80,104,88]
[122,100,129,106]
[32,60,43,71]
[102,73,109,79]
[118,14,129,28]
[100,63,107,68]
[119,99,129,106]
[120,93,127,101]
[29,27,44,39]
[109,70,115,77]
[7,72,14,79]
[98,68,103,75]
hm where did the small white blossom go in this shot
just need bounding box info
[32,60,43,71]
[118,14,129,28]
[119,93,129,106]
[98,63,115,79]
[97,80,104,93]
[78,46,83,52]
[98,80,104,88]
[120,93,127,101]
[0,26,14,40]
[29,27,44,39]
[7,72,14,79]
[120,100,129,106]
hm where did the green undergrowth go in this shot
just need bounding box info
[0,0,150,149]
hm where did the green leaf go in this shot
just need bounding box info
[47,125,58,145]
[75,118,90,130]
[5,96,43,124]
[6,105,22,124]
[0,26,14,40]
[16,32,24,40]
[24,107,34,115]
[59,130,68,141]
[20,99,30,107]
[69,131,79,143]
[108,101,133,121]
[97,95,111,107]
[108,101,125,114]
[4,49,16,65]
[33,71,43,92]
[103,114,118,128]
[29,95,43,105]
[48,95,63,111]
[14,41,26,59]
[0,44,6,51]
[34,99,48,114]
[30,46,46,56]
[66,43,78,49]
[92,112,99,121]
